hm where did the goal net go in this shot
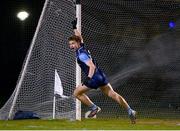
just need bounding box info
[0,0,76,120]
[0,0,180,120]
[80,0,180,118]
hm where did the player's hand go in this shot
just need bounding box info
[83,77,91,86]
[71,18,77,29]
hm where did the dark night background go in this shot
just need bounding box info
[0,0,45,107]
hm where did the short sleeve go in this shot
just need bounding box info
[79,53,90,64]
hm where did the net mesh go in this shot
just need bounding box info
[0,0,180,120]
[0,0,76,120]
[81,0,180,118]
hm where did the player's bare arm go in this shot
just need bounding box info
[72,19,84,43]
[85,59,96,78]
[74,29,83,43]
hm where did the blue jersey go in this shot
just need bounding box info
[76,43,98,75]
[76,43,108,89]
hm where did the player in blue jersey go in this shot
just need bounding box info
[68,19,137,124]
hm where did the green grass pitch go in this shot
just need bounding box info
[0,118,180,130]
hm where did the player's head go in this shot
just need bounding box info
[68,35,81,51]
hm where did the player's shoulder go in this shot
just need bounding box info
[78,46,88,53]
[77,43,91,56]
[78,49,91,59]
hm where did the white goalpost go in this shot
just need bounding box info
[75,0,82,121]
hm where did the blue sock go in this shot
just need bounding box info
[127,106,132,115]
[89,104,97,110]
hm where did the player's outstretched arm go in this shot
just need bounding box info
[71,19,84,43]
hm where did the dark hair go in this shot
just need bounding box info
[68,35,81,43]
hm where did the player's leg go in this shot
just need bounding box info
[73,84,93,106]
[100,83,137,124]
[73,84,101,117]
[100,83,129,109]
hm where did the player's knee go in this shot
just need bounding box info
[73,87,82,98]
[73,89,79,98]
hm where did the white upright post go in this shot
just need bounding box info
[53,70,56,119]
[8,0,49,120]
[75,0,81,121]
[52,95,56,119]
